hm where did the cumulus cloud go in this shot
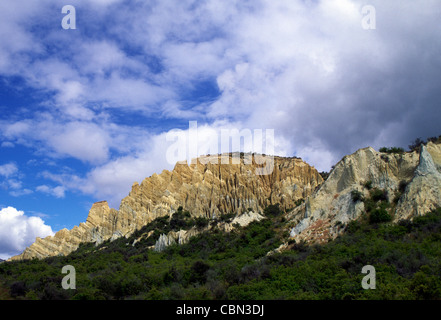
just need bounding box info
[0,207,54,260]
[199,0,441,169]
[0,116,148,165]
[40,131,175,208]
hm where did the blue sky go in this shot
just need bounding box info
[1,0,441,259]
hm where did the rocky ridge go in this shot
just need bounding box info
[10,153,322,261]
[10,140,441,262]
[287,141,441,244]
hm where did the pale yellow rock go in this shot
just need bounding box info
[10,154,322,261]
[9,201,119,261]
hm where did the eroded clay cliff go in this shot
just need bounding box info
[287,142,441,244]
[11,141,441,261]
[10,153,322,260]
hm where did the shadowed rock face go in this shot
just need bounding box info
[10,154,323,261]
[288,142,441,244]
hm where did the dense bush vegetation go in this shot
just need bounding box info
[319,171,330,180]
[363,188,393,223]
[1,207,441,300]
[379,147,405,154]
[263,204,283,217]
[378,134,441,154]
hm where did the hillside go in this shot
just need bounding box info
[10,137,441,262]
[1,205,441,300]
[1,137,441,300]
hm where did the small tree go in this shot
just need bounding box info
[363,180,373,190]
[263,204,282,217]
[380,147,405,154]
[351,190,364,202]
[370,188,388,202]
[194,217,209,229]
[369,208,392,223]
[409,138,425,152]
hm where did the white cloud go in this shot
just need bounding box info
[0,163,18,178]
[0,207,54,260]
[74,40,140,76]
[1,117,124,165]
[88,74,172,111]
[6,179,22,190]
[36,185,66,198]
[0,163,34,197]
[40,131,175,208]
[1,141,14,148]
[9,188,33,197]
[195,0,441,170]
[46,121,110,164]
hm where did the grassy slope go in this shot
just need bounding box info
[1,207,441,300]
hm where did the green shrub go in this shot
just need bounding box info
[370,188,388,202]
[346,220,362,233]
[409,138,425,152]
[194,217,209,229]
[170,210,191,230]
[379,147,405,154]
[427,135,441,144]
[219,212,236,222]
[369,208,392,223]
[363,180,373,190]
[264,204,282,217]
[189,261,210,284]
[319,171,330,180]
[351,190,363,202]
[10,281,27,298]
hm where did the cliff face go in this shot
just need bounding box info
[10,141,441,262]
[395,143,441,220]
[120,153,322,221]
[288,142,441,244]
[10,153,323,261]
[10,201,119,261]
